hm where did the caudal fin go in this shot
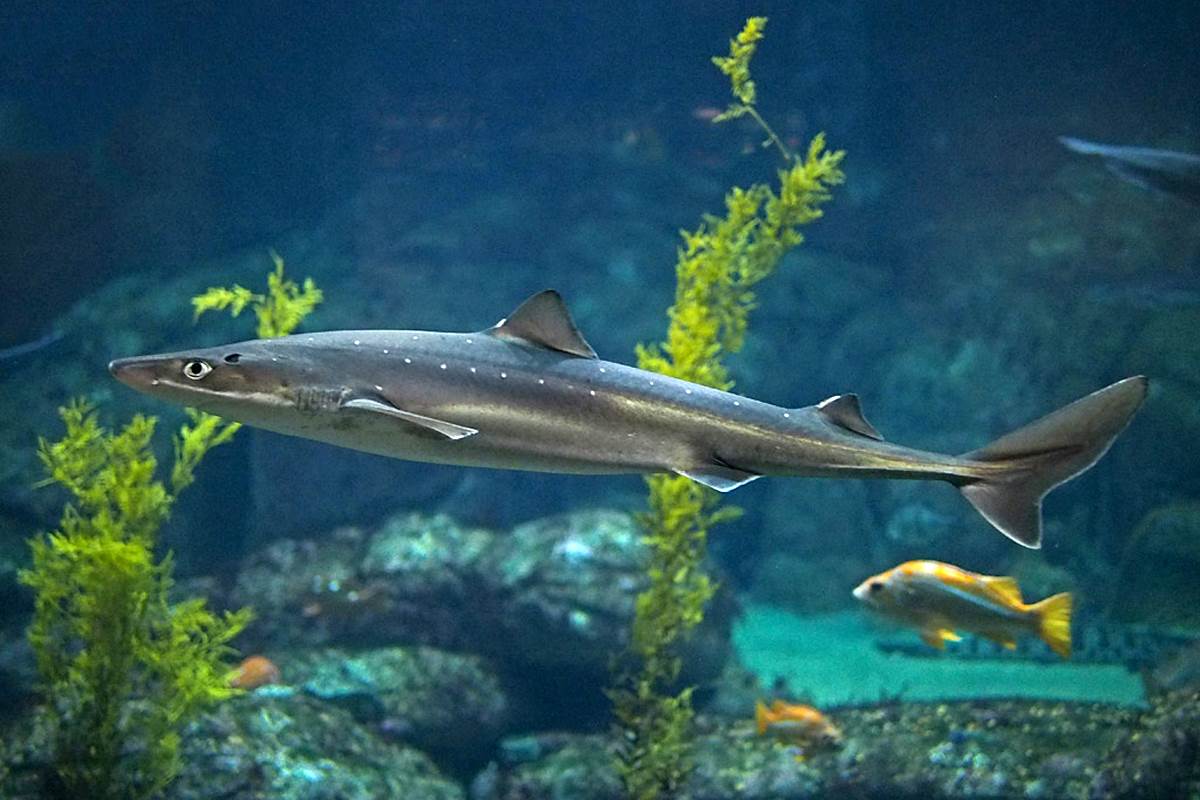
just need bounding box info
[754,699,770,736]
[958,376,1148,548]
[1029,592,1073,659]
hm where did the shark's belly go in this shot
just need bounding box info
[287,399,689,475]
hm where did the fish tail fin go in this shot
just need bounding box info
[755,699,770,736]
[1029,592,1073,659]
[957,376,1147,548]
[1058,135,1105,156]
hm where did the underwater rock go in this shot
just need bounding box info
[230,525,373,649]
[477,510,734,682]
[1090,689,1200,798]
[289,645,509,772]
[1111,503,1200,627]
[232,509,733,686]
[172,693,466,800]
[472,734,621,800]
[353,512,496,648]
[230,513,497,652]
[470,691,1200,799]
[1,692,465,800]
[478,510,646,670]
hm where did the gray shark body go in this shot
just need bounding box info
[1060,136,1200,205]
[110,291,1148,548]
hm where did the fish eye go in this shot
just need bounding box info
[183,360,212,380]
[868,581,883,593]
[224,353,241,364]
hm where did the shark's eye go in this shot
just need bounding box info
[224,353,241,364]
[183,360,212,380]
[868,581,883,593]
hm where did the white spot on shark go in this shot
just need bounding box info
[440,363,447,370]
[733,400,740,406]
[685,388,693,395]
[404,358,412,364]
[470,367,477,373]
[412,335,419,340]
[353,339,361,346]
[589,389,596,396]
[383,349,389,355]
[538,379,545,385]
[501,372,508,379]
[466,338,474,344]
[783,412,791,418]
[374,385,383,392]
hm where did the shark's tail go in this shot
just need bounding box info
[957,376,1148,548]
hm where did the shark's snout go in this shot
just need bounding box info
[108,356,162,388]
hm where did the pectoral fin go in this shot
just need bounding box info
[341,397,479,440]
[674,462,761,492]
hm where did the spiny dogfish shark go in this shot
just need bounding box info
[1059,136,1200,205]
[109,290,1148,549]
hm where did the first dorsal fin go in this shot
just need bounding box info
[487,290,597,358]
[815,394,883,441]
[981,575,1023,606]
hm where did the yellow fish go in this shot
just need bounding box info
[853,560,1072,658]
[754,699,842,746]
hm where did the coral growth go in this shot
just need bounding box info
[18,256,320,799]
[611,16,844,800]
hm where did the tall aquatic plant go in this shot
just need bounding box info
[21,255,321,799]
[611,18,844,799]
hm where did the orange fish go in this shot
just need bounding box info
[229,655,282,690]
[853,560,1072,658]
[754,699,842,746]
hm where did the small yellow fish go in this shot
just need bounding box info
[229,655,282,690]
[754,699,842,746]
[853,560,1072,659]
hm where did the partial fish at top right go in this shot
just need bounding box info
[1059,136,1200,205]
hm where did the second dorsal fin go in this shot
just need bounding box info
[981,575,1023,606]
[815,394,884,441]
[487,290,597,358]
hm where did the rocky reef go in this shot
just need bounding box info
[3,507,1199,798]
[471,691,1200,800]
[2,692,466,800]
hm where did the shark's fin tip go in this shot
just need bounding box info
[488,289,597,358]
[815,394,884,440]
[674,462,761,492]
[341,397,478,440]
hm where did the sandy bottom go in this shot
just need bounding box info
[734,604,1146,708]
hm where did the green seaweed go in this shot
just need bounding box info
[19,256,321,799]
[611,17,844,799]
[193,249,324,339]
